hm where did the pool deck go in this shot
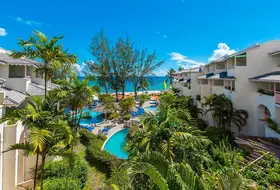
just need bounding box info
[101,125,125,150]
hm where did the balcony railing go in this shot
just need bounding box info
[275,91,280,105]
[224,86,235,91]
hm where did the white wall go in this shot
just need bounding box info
[5,78,30,93]
[0,65,9,79]
[232,41,280,136]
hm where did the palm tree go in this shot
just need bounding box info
[125,93,210,167]
[202,94,248,131]
[126,151,204,190]
[215,168,257,190]
[2,95,72,190]
[166,68,175,88]
[10,30,77,97]
[54,74,99,129]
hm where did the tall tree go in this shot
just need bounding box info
[110,45,123,101]
[85,30,111,94]
[10,30,77,97]
[166,68,175,88]
[130,49,164,98]
[115,36,137,98]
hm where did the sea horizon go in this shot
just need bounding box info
[79,76,170,93]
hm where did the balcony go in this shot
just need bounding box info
[257,88,280,106]
[275,91,280,105]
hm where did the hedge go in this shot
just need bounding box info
[79,129,123,178]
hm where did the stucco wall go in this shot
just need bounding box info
[232,41,280,136]
[5,78,31,92]
[0,65,9,79]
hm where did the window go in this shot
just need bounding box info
[214,80,224,86]
[236,57,246,66]
[9,65,25,78]
[227,59,235,69]
[201,79,208,84]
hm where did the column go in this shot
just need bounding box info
[24,66,27,79]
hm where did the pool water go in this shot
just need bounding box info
[79,108,104,125]
[103,128,129,159]
[145,106,158,112]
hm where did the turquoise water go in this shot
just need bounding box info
[80,76,169,93]
[145,105,158,112]
[79,108,104,125]
[103,128,129,159]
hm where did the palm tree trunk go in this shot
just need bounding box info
[40,155,46,190]
[44,73,47,97]
[33,153,39,190]
[115,89,118,102]
[134,86,137,99]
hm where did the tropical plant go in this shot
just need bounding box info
[54,74,99,129]
[99,94,116,119]
[265,118,280,134]
[202,94,249,131]
[10,30,77,96]
[166,68,175,88]
[130,48,164,98]
[137,94,150,107]
[215,168,257,190]
[119,97,135,116]
[126,151,205,190]
[3,96,73,190]
[126,93,210,169]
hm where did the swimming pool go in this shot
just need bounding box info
[79,108,104,125]
[103,128,129,159]
[145,105,158,112]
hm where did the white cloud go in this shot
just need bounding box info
[0,28,7,36]
[154,68,168,76]
[73,64,82,74]
[169,52,206,69]
[208,43,236,62]
[72,62,87,75]
[16,17,42,26]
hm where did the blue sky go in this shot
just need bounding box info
[1,0,280,75]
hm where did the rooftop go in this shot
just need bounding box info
[0,48,39,67]
[249,71,280,82]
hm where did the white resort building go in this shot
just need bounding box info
[0,48,57,190]
[173,41,280,138]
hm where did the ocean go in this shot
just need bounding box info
[80,76,169,93]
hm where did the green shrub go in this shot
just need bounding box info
[265,118,280,134]
[137,94,150,106]
[205,126,235,144]
[123,114,131,121]
[79,129,106,147]
[44,158,88,189]
[109,112,120,120]
[43,178,80,190]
